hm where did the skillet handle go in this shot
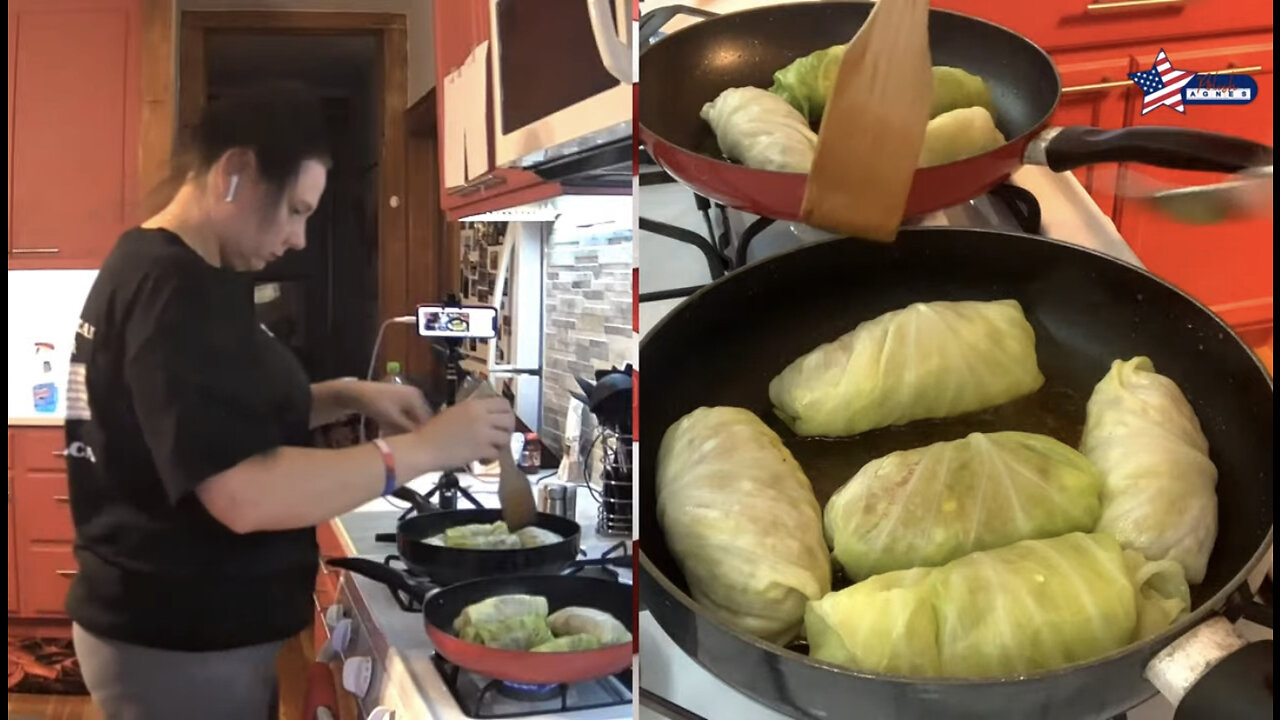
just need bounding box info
[1036,126,1272,174]
[1145,616,1272,720]
[324,557,427,600]
[638,5,718,52]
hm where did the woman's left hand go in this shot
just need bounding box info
[347,381,433,434]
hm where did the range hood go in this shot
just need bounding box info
[512,126,633,192]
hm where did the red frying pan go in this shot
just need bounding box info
[638,3,1271,221]
[329,558,633,685]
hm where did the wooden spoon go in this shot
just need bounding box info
[466,379,538,530]
[801,0,933,242]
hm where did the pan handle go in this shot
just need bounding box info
[1144,616,1272,720]
[324,557,430,601]
[638,5,718,52]
[1034,126,1273,174]
[391,485,435,514]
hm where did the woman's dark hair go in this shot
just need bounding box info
[147,81,331,213]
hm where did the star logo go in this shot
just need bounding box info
[1128,49,1198,115]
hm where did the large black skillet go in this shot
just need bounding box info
[639,228,1273,720]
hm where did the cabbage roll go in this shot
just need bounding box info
[769,300,1045,437]
[657,407,832,643]
[515,526,563,548]
[1080,357,1219,584]
[929,66,997,120]
[459,615,555,650]
[547,607,633,646]
[918,106,1007,168]
[825,431,1103,580]
[806,533,1191,678]
[452,594,548,634]
[769,47,995,124]
[768,44,845,123]
[531,634,602,653]
[441,521,521,549]
[700,87,818,173]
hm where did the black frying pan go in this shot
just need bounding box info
[639,228,1273,720]
[372,489,582,585]
[638,3,1271,221]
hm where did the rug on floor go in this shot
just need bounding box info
[7,637,89,695]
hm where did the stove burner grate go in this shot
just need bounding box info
[494,681,561,702]
[431,653,632,719]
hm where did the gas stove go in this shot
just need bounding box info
[328,506,635,720]
[432,653,632,719]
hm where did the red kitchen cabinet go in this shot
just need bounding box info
[9,426,74,621]
[18,546,79,617]
[8,0,141,269]
[1047,50,1133,211]
[432,0,561,220]
[1115,37,1273,331]
[9,473,19,614]
[932,0,1272,53]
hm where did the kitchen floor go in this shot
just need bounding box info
[7,632,315,720]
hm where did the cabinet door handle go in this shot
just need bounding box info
[53,495,70,503]
[55,570,78,577]
[1062,78,1134,94]
[12,248,61,255]
[52,449,69,457]
[1200,65,1265,76]
[1085,0,1185,12]
[1063,66,1263,95]
[445,173,506,197]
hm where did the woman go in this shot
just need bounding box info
[64,83,515,719]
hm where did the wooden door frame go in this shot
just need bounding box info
[174,10,411,368]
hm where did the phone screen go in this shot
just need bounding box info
[416,305,499,339]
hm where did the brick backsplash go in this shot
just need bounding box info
[541,231,635,453]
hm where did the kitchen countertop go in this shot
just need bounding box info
[8,416,65,427]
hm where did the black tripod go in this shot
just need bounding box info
[418,337,484,511]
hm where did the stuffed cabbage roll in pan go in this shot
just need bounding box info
[825,431,1103,580]
[1080,357,1219,584]
[805,533,1191,679]
[700,87,818,173]
[547,606,633,646]
[769,300,1045,437]
[657,407,832,644]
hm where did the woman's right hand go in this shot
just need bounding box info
[413,396,516,470]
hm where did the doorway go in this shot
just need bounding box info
[176,11,409,381]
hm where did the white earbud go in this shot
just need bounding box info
[224,174,241,203]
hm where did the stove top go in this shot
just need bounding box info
[432,653,632,719]
[636,162,1043,305]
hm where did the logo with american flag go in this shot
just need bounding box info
[1129,49,1258,115]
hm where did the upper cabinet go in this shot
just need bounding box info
[433,0,633,221]
[8,0,142,270]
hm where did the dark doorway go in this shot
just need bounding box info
[201,32,380,381]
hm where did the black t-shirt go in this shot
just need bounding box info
[64,228,318,651]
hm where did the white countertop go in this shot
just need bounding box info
[8,416,65,427]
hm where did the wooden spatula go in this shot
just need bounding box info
[466,379,538,530]
[801,0,933,242]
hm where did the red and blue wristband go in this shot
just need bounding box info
[372,438,397,496]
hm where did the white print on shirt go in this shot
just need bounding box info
[66,362,92,421]
[77,320,96,341]
[63,440,97,464]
